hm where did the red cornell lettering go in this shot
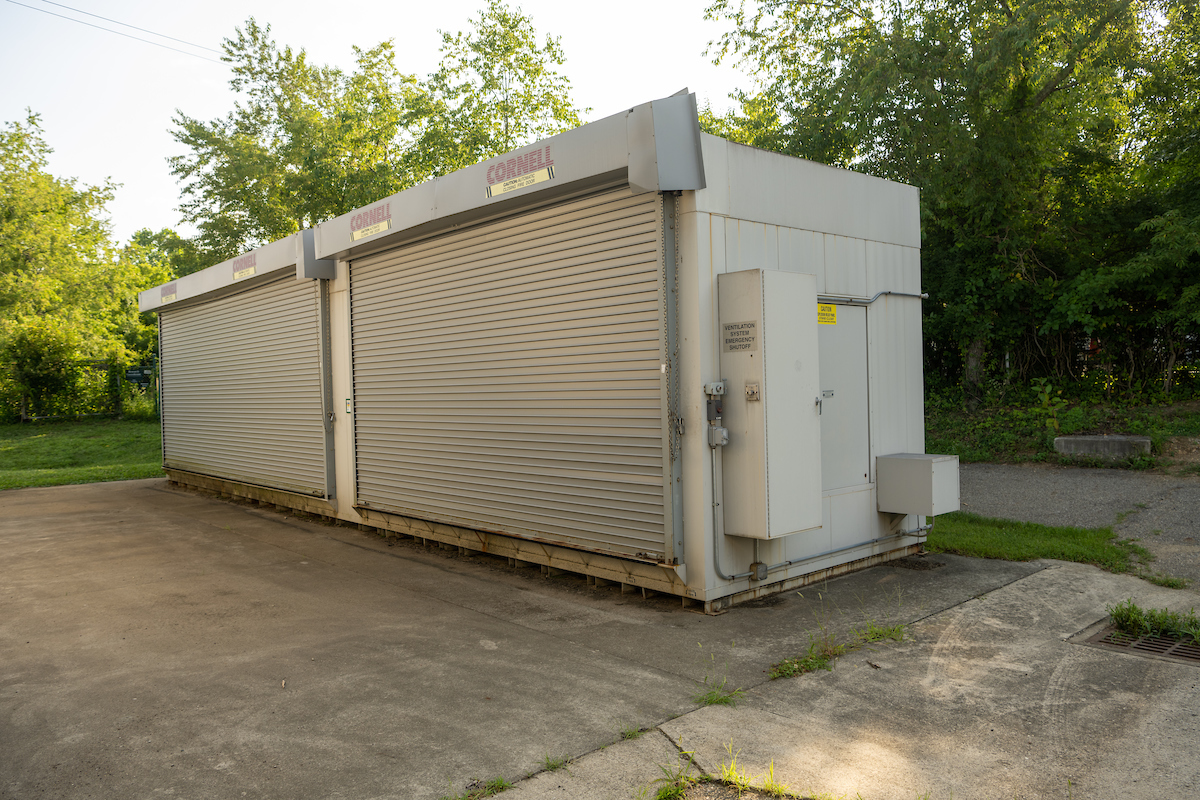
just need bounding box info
[487,165,495,184]
[544,146,554,166]
[506,158,516,179]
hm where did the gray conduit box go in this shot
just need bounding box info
[876,454,961,516]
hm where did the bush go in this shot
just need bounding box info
[0,319,84,419]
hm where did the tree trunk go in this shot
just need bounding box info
[965,337,986,411]
[1163,348,1177,395]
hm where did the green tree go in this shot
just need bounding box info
[170,19,419,263]
[705,0,1198,400]
[170,4,585,267]
[400,0,585,181]
[0,115,166,368]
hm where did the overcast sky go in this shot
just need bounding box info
[1,0,753,243]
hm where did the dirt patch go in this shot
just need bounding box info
[686,781,807,799]
[1163,435,1200,466]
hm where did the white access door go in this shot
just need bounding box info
[818,304,870,491]
[348,187,671,560]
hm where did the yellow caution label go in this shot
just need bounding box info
[233,266,256,280]
[486,166,555,198]
[160,292,177,303]
[817,303,837,325]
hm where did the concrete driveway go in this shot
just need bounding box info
[3,476,1198,799]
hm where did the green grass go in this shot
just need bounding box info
[925,511,1151,572]
[0,419,164,490]
[1108,598,1200,642]
[925,397,1200,468]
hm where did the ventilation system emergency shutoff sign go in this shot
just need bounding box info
[722,320,759,352]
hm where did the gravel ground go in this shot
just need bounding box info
[960,462,1200,587]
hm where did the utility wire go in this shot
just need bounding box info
[5,0,225,64]
[39,0,224,53]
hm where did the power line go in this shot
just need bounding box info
[5,0,225,64]
[39,0,224,54]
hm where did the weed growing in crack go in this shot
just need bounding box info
[619,722,645,740]
[439,775,511,800]
[693,641,746,706]
[541,753,568,772]
[649,741,700,800]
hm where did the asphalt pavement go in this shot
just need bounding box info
[2,469,1198,800]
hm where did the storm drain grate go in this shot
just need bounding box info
[1085,624,1200,666]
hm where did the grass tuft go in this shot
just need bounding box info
[652,746,699,800]
[620,722,645,740]
[440,776,511,800]
[1144,574,1190,589]
[1108,598,1200,642]
[693,677,745,707]
[541,754,568,772]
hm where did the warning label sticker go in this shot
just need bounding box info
[722,320,759,353]
[817,303,837,325]
[351,219,391,241]
[486,166,555,198]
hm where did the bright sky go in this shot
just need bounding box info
[0,0,754,244]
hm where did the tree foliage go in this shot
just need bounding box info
[170,2,585,265]
[400,0,585,181]
[0,115,167,364]
[705,0,1199,399]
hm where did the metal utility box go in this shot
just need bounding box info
[876,453,961,517]
[717,270,822,539]
[141,91,958,612]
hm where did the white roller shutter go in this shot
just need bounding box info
[159,276,331,497]
[349,188,670,559]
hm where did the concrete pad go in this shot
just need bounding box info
[1,480,695,799]
[663,562,1200,799]
[5,476,1197,800]
[1054,434,1151,458]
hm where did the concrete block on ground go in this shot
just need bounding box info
[1054,435,1151,459]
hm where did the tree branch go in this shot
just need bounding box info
[1029,0,1133,110]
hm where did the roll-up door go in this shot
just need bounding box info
[159,276,331,497]
[350,188,669,560]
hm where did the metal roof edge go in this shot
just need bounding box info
[315,92,706,261]
[139,92,707,310]
[138,232,302,313]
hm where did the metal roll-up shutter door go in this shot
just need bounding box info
[159,276,330,496]
[350,188,668,559]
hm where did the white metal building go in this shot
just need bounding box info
[140,93,958,612]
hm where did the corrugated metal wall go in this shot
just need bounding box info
[159,276,330,496]
[349,187,670,559]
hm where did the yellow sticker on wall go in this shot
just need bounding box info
[817,303,837,325]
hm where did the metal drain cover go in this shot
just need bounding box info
[1084,624,1200,666]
